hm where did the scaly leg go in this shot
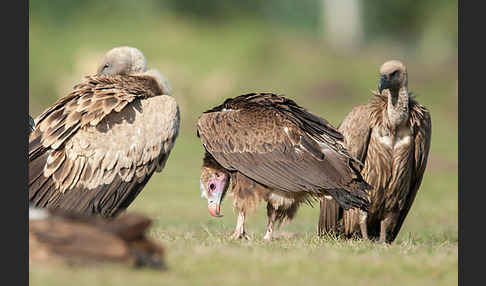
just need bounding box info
[379,216,392,243]
[359,209,369,240]
[264,204,277,241]
[231,211,250,240]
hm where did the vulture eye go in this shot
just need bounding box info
[103,63,110,69]
[209,183,216,192]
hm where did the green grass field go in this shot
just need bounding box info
[29,8,458,286]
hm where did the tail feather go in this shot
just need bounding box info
[326,183,370,212]
[318,197,342,236]
[343,208,362,237]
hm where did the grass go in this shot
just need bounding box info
[30,235,457,286]
[29,5,458,286]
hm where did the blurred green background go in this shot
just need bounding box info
[29,1,457,285]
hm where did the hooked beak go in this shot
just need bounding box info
[208,190,224,218]
[201,175,227,218]
[378,75,389,93]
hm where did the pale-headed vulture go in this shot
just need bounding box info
[29,46,180,217]
[319,60,432,243]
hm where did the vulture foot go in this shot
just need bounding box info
[264,203,277,241]
[378,215,395,244]
[231,211,249,240]
[230,230,250,240]
[263,231,273,241]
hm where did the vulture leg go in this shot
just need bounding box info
[379,213,398,243]
[358,209,369,240]
[231,211,249,240]
[264,203,277,241]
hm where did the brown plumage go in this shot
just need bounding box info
[29,114,35,135]
[318,60,432,243]
[29,47,180,217]
[197,93,371,240]
[29,207,166,269]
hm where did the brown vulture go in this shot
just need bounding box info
[29,46,180,217]
[197,93,371,240]
[29,207,166,269]
[318,60,432,243]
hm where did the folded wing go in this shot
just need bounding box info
[29,74,180,217]
[197,93,369,209]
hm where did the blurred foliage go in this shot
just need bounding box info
[163,0,321,31]
[29,0,457,45]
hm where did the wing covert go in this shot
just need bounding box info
[338,104,373,167]
[197,107,360,195]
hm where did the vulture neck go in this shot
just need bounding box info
[387,86,409,129]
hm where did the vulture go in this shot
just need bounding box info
[29,46,180,217]
[318,60,432,243]
[29,207,166,269]
[197,93,371,240]
[29,114,35,135]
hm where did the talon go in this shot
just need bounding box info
[230,231,250,240]
[263,232,273,241]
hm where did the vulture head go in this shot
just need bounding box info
[378,60,408,93]
[97,46,147,76]
[200,155,230,217]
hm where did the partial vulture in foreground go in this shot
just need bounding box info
[29,114,35,135]
[29,207,166,269]
[29,47,180,217]
[318,60,432,243]
[197,93,371,240]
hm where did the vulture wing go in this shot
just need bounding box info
[390,102,432,239]
[337,104,373,167]
[198,93,369,210]
[29,74,180,217]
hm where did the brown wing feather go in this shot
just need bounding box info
[337,104,373,166]
[28,114,35,135]
[29,74,179,217]
[390,102,432,240]
[198,93,370,211]
[318,197,342,235]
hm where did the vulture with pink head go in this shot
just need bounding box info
[197,93,371,240]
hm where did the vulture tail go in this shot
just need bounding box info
[317,197,342,236]
[325,178,372,212]
[325,187,369,212]
[319,178,371,236]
